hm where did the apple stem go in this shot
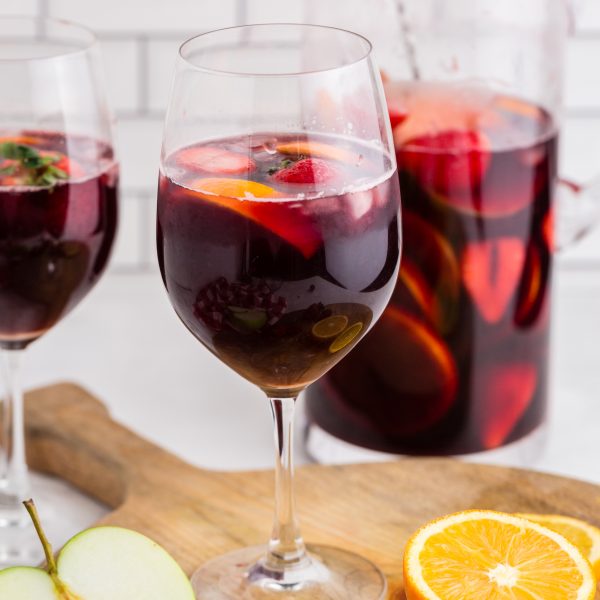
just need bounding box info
[23,499,58,575]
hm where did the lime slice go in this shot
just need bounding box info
[228,307,267,332]
[312,315,349,340]
[329,322,363,353]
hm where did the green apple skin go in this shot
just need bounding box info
[0,566,57,598]
[0,526,194,600]
[57,526,195,600]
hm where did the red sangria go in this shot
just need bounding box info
[0,131,118,347]
[157,133,400,395]
[306,82,556,455]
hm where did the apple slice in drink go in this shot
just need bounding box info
[0,500,194,600]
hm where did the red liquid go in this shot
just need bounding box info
[306,83,556,454]
[157,133,401,395]
[0,131,118,347]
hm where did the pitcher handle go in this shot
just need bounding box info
[555,176,600,251]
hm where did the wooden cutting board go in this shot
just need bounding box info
[24,383,600,598]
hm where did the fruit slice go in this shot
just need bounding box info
[476,362,537,449]
[177,146,255,175]
[401,212,461,334]
[399,129,491,194]
[397,260,435,321]
[461,238,526,323]
[515,244,549,327]
[0,135,42,146]
[0,568,57,597]
[271,158,342,185]
[329,321,363,353]
[58,526,195,600]
[40,151,86,179]
[335,308,457,436]
[276,140,358,165]
[312,315,349,340]
[517,514,600,578]
[0,499,195,600]
[404,510,596,600]
[189,178,321,258]
[544,210,554,252]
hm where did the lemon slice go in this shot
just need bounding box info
[329,322,363,353]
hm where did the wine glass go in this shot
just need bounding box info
[157,24,401,598]
[0,17,118,565]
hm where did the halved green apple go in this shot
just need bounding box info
[0,500,194,600]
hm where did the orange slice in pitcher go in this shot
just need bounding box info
[188,178,321,258]
[404,510,596,600]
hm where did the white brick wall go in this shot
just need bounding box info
[1,0,599,270]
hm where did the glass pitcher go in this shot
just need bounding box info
[301,0,600,461]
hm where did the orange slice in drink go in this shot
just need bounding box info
[312,315,349,340]
[404,510,596,600]
[276,140,358,165]
[517,514,600,579]
[189,178,321,258]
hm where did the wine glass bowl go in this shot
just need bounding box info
[157,24,400,599]
[0,17,118,565]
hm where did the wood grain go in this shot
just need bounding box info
[24,383,600,598]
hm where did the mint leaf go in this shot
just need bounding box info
[0,142,68,187]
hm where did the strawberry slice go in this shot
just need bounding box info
[189,178,321,258]
[477,363,537,449]
[388,106,408,130]
[461,238,526,323]
[40,151,86,179]
[176,146,255,175]
[399,129,491,194]
[272,158,342,185]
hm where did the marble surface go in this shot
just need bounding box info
[11,264,600,552]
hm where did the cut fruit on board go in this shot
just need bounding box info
[403,510,596,600]
[516,514,600,579]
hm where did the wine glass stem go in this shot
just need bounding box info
[0,349,30,509]
[266,395,308,571]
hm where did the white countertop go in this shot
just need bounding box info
[17,265,600,550]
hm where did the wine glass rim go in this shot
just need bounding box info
[0,16,97,62]
[178,23,373,77]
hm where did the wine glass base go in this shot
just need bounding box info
[192,544,387,599]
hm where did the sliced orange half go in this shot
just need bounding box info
[517,514,600,579]
[276,140,358,165]
[188,178,321,258]
[404,510,596,600]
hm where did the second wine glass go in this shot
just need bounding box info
[0,17,118,566]
[157,24,401,599]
